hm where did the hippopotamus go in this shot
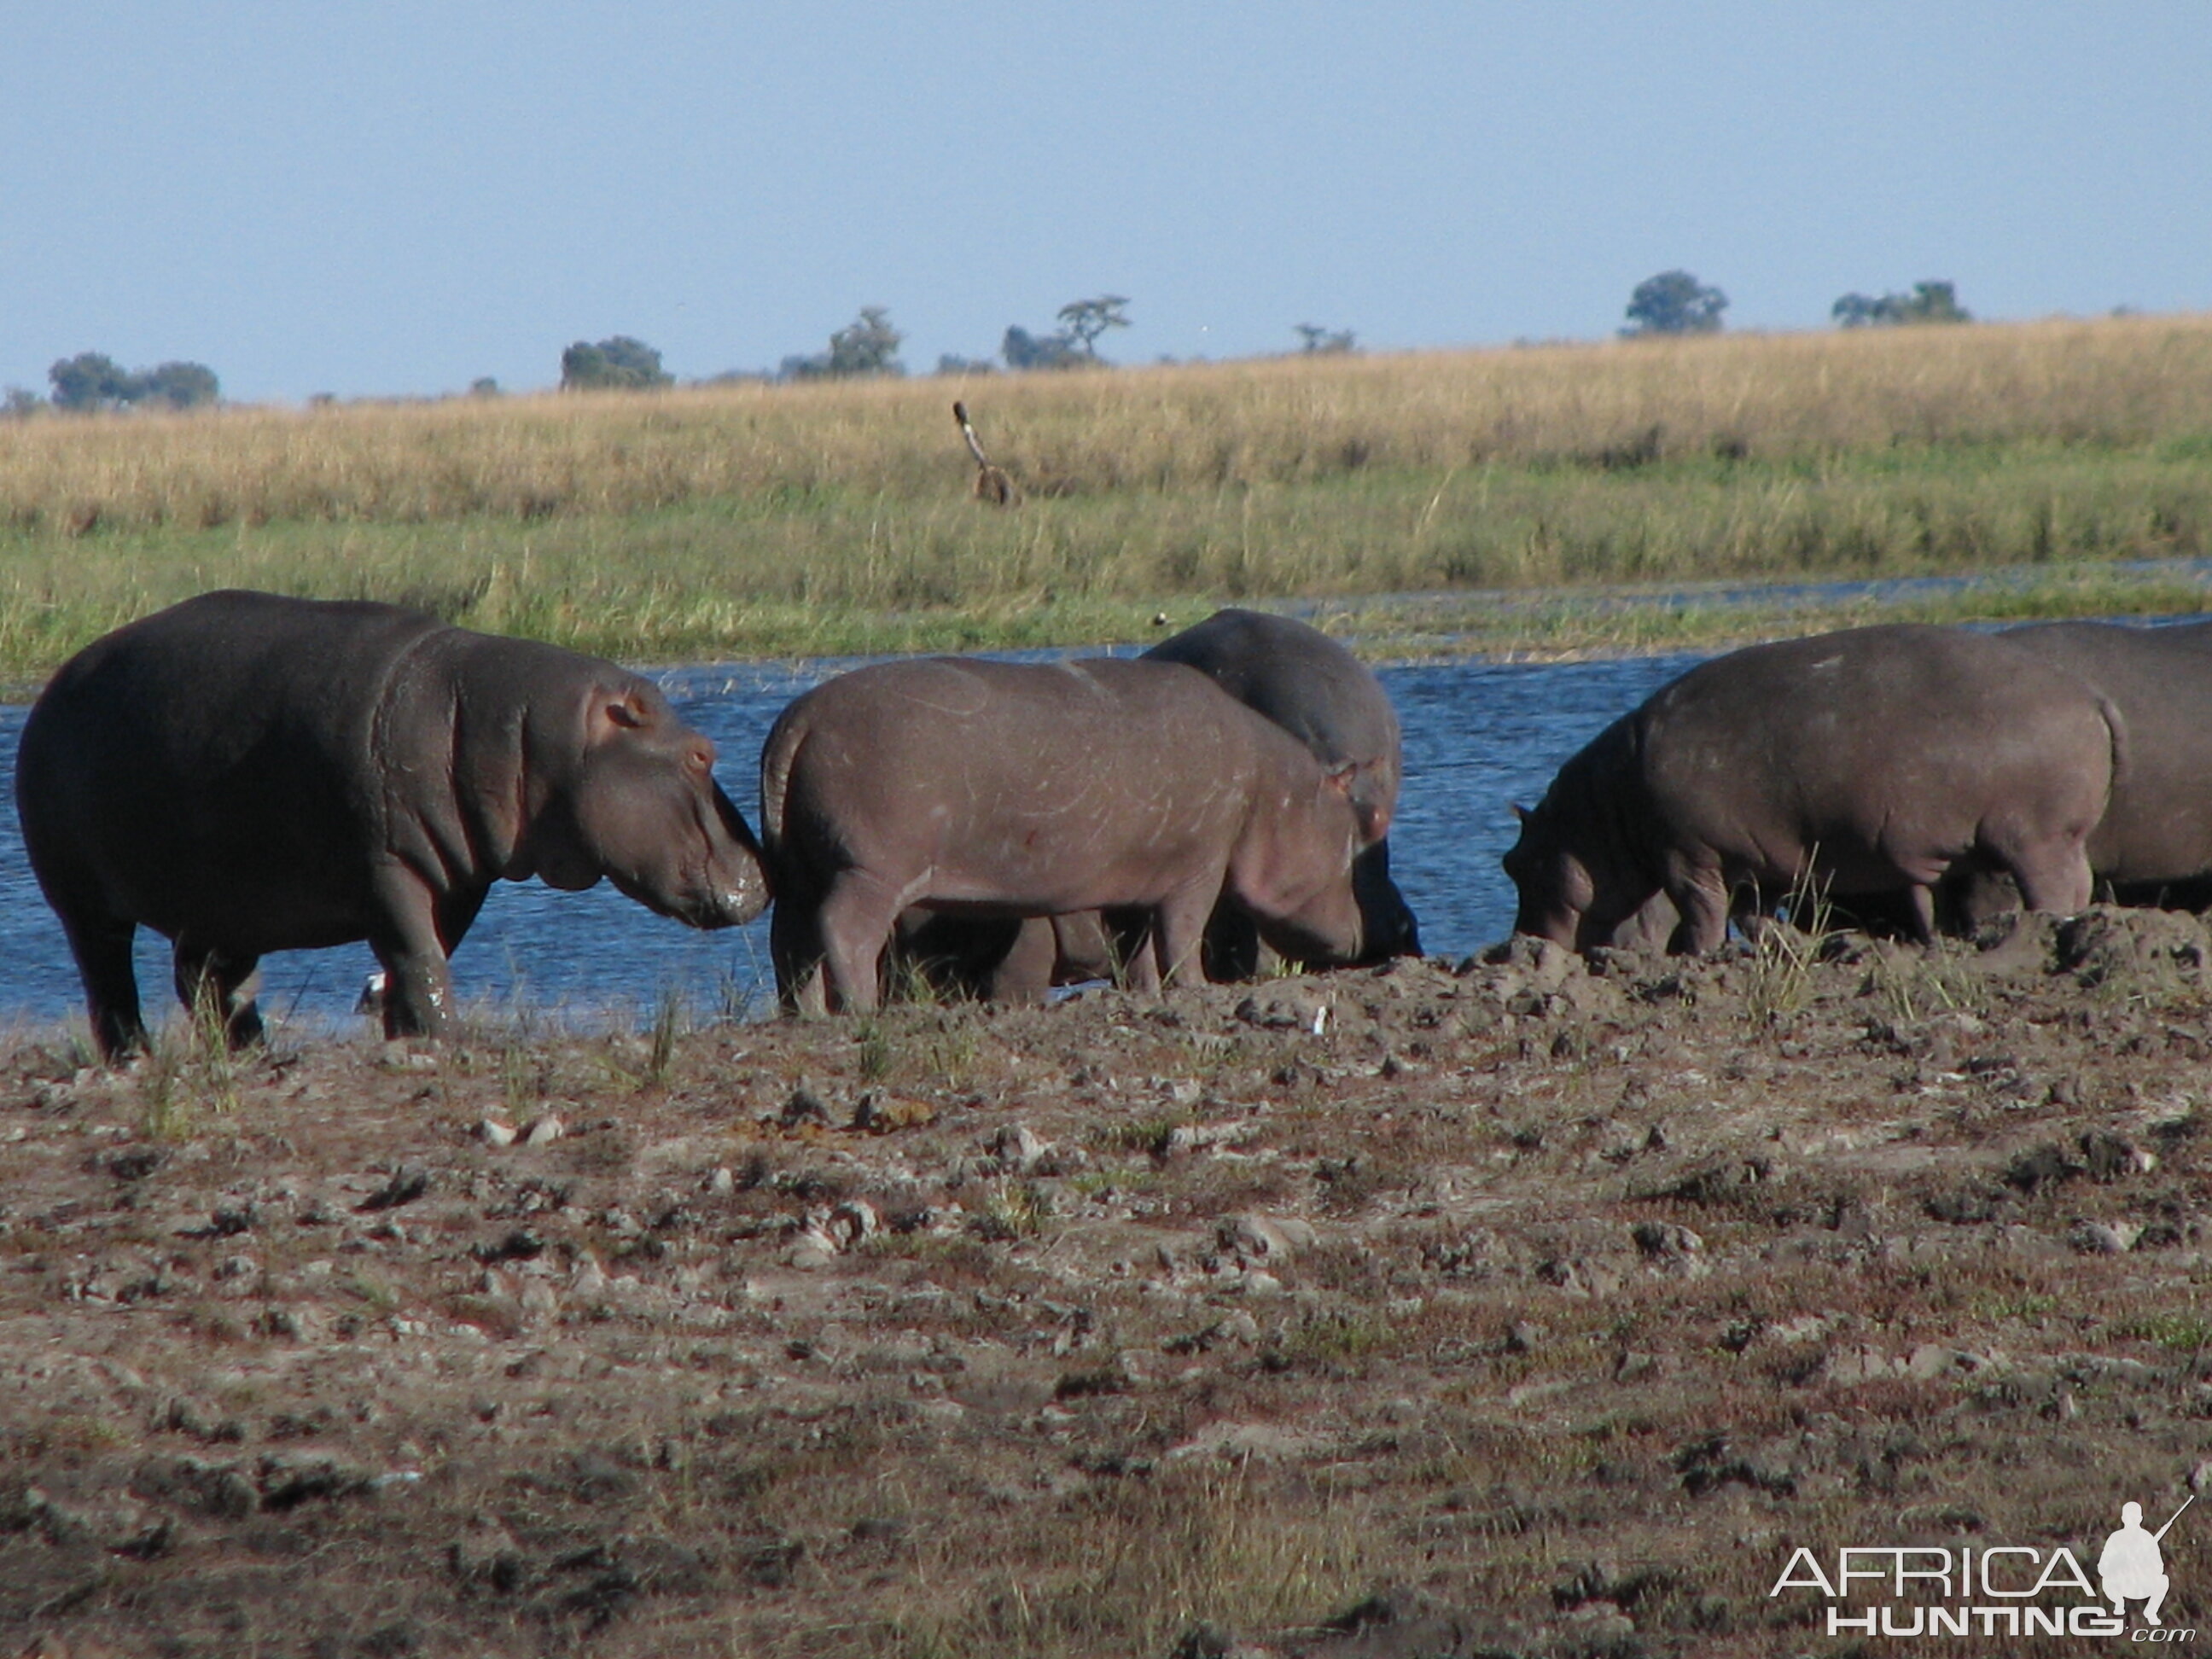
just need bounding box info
[1503,624,2117,954]
[15,590,771,1057]
[1998,620,2212,909]
[759,655,1370,1015]
[894,608,1419,1000]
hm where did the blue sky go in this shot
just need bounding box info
[3,3,2205,403]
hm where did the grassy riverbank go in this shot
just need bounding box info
[5,312,2211,689]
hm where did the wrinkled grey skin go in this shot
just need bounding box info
[1503,624,2116,955]
[760,655,1368,1016]
[16,591,770,1057]
[897,609,1418,1001]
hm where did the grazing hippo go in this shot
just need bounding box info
[1503,624,2116,954]
[16,590,771,1057]
[896,608,1419,1000]
[760,655,1369,1015]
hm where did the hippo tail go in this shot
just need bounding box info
[758,719,800,854]
[2093,685,2128,830]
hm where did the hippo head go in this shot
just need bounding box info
[1232,762,1370,965]
[521,682,771,928]
[1501,798,1654,953]
[1350,839,1421,959]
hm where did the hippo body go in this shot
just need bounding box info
[760,655,1367,1015]
[1504,624,2116,954]
[897,608,1417,1000]
[16,591,770,1055]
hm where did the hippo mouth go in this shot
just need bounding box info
[615,879,750,930]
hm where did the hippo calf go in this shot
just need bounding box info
[896,608,1419,1000]
[1504,624,2116,953]
[760,655,1369,1015]
[16,591,771,1056]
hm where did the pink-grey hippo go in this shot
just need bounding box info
[894,608,1419,1000]
[758,655,1371,1015]
[1504,623,2118,954]
[15,590,771,1057]
[2000,619,2212,909]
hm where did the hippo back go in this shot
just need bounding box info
[1145,608,1402,838]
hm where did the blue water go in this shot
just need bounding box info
[0,647,1700,1038]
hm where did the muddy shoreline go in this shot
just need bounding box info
[4,906,2210,1655]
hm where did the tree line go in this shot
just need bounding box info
[1,276,1995,413]
[1621,271,1975,336]
[6,352,221,415]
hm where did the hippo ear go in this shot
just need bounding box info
[602,691,652,731]
[1511,802,1531,824]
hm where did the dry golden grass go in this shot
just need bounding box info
[10,314,2212,524]
[3,312,2210,683]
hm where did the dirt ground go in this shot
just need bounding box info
[6,905,2212,1657]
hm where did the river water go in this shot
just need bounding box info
[0,647,1705,1037]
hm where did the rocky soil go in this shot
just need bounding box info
[6,905,2212,1657]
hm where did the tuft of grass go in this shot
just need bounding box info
[1865,941,1988,1025]
[1742,866,1834,1027]
[643,986,686,1088]
[137,987,245,1139]
[853,1018,897,1086]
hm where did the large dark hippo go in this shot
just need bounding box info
[1503,624,2117,953]
[896,608,1419,1000]
[760,655,1369,1015]
[16,591,771,1057]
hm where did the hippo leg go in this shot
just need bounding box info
[983,918,1061,1003]
[60,908,145,1062]
[1903,883,1939,945]
[365,874,460,1040]
[1664,863,1734,955]
[172,940,265,1050]
[1150,878,1228,988]
[816,870,909,1014]
[771,894,835,1018]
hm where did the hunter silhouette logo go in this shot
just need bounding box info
[2102,1497,2190,1627]
[1771,1489,2198,1640]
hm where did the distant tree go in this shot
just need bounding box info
[1295,323,1357,355]
[1000,324,1086,371]
[135,360,221,410]
[3,387,46,417]
[827,306,905,377]
[1831,281,1972,328]
[561,335,672,391]
[1057,294,1131,360]
[781,307,905,381]
[469,376,501,398]
[1621,271,1728,336]
[49,352,137,410]
[935,353,998,376]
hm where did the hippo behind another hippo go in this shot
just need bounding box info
[1504,624,2118,953]
[897,608,1419,999]
[15,591,771,1057]
[760,655,1369,1015]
